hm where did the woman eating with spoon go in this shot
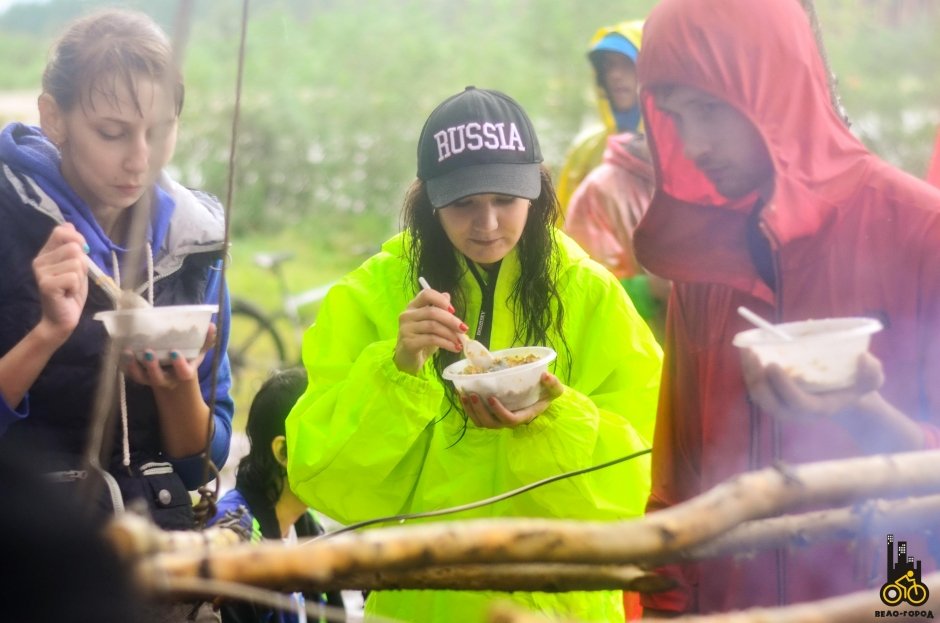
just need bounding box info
[286,86,662,622]
[0,9,233,533]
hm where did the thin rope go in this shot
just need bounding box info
[308,447,652,542]
[195,0,250,525]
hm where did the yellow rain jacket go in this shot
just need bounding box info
[556,20,644,223]
[286,230,661,622]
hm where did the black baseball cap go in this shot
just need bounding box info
[416,86,543,208]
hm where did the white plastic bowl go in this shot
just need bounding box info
[94,304,218,364]
[442,346,557,411]
[732,316,883,393]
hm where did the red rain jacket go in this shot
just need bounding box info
[633,0,940,613]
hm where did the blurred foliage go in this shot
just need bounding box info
[0,31,45,90]
[167,0,661,247]
[0,0,938,250]
[820,2,940,175]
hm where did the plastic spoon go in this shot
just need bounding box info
[456,333,499,371]
[85,256,151,310]
[419,276,497,370]
[737,306,793,342]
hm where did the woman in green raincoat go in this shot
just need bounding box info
[286,86,662,623]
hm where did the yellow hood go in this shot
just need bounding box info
[588,19,644,135]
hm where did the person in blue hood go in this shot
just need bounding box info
[556,20,645,217]
[0,8,233,532]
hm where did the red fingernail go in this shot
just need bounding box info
[448,305,455,314]
[459,322,468,332]
[455,341,462,351]
[471,395,479,404]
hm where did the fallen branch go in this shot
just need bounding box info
[133,450,940,593]
[153,562,671,596]
[687,493,940,561]
[332,563,671,593]
[488,570,940,622]
[107,511,243,559]
[667,570,940,623]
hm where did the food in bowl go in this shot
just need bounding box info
[460,353,541,375]
[94,304,218,364]
[442,346,557,411]
[732,316,883,393]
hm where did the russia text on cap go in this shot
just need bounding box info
[433,122,526,162]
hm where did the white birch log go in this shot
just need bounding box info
[152,562,671,595]
[687,493,940,561]
[488,571,940,623]
[327,563,671,593]
[134,450,940,593]
[107,512,242,559]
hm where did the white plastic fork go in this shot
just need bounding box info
[85,256,151,310]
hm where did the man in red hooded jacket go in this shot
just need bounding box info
[633,0,940,615]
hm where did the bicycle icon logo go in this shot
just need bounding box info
[881,534,930,607]
[882,569,930,607]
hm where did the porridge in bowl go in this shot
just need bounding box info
[443,346,557,411]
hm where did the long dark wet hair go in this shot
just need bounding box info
[401,165,572,424]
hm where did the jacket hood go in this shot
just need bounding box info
[588,20,644,135]
[0,123,224,281]
[634,0,873,286]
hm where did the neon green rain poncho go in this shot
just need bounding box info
[286,230,662,622]
[556,20,644,223]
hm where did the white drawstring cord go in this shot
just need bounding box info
[111,251,132,468]
[146,242,154,305]
[117,373,131,468]
[110,244,156,468]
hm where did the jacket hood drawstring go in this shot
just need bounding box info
[112,242,155,468]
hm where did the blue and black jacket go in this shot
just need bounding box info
[0,123,233,529]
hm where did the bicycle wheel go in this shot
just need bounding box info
[908,583,929,606]
[228,298,289,403]
[881,582,903,606]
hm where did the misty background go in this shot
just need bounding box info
[1,0,938,421]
